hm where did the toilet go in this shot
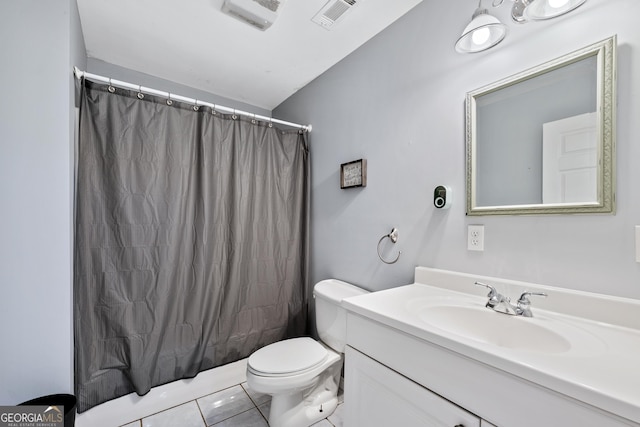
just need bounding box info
[246,279,368,427]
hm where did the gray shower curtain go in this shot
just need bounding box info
[74,80,309,413]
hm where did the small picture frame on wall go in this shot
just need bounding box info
[340,159,367,189]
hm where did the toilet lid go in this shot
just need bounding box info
[248,337,328,375]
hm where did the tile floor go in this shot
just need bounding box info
[118,382,344,427]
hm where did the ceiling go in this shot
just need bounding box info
[76,0,424,111]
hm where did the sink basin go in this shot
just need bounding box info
[341,271,640,425]
[412,301,571,353]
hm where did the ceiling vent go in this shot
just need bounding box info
[221,0,287,31]
[312,0,359,30]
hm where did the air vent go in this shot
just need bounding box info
[312,0,359,30]
[221,0,287,31]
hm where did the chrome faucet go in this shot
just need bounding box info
[475,281,515,315]
[514,291,548,317]
[475,282,547,317]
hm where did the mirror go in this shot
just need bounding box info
[466,36,616,215]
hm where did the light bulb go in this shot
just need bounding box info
[472,27,490,45]
[548,0,569,8]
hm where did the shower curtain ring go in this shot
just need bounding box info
[108,78,116,93]
[166,93,173,106]
[193,100,200,111]
[268,117,273,128]
[232,109,238,120]
[212,104,217,115]
[251,114,257,125]
[137,85,144,99]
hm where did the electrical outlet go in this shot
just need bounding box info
[468,225,484,251]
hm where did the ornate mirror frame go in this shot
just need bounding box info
[466,35,617,216]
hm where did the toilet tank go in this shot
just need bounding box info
[314,279,368,353]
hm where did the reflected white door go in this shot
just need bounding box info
[542,112,598,204]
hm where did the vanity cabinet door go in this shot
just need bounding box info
[344,346,480,427]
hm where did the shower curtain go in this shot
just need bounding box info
[73,80,309,413]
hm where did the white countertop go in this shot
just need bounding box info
[342,267,640,424]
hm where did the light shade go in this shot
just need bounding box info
[516,0,587,21]
[455,8,507,53]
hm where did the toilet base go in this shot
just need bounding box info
[268,360,341,427]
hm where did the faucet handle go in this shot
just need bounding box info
[475,281,498,298]
[475,281,506,310]
[517,291,548,305]
[516,291,547,317]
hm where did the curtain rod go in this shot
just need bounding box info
[73,67,312,132]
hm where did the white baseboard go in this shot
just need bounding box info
[75,359,247,427]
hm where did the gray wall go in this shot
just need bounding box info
[275,0,640,300]
[0,0,86,404]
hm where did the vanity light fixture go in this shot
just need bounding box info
[510,0,587,22]
[458,0,589,53]
[455,0,507,54]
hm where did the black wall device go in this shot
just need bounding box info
[434,186,452,209]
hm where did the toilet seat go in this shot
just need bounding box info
[248,337,328,376]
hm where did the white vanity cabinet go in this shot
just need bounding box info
[342,267,640,427]
[344,312,638,427]
[344,346,481,427]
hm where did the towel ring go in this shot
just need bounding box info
[377,228,401,265]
